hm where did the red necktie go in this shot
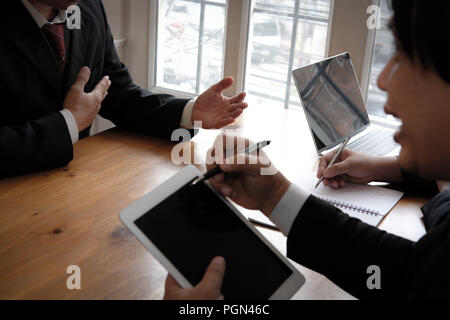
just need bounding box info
[42,23,66,74]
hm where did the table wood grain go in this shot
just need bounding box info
[0,105,428,299]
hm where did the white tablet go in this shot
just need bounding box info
[120,165,305,299]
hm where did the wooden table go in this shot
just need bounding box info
[0,105,428,299]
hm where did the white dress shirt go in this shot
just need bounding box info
[269,183,311,236]
[21,0,195,145]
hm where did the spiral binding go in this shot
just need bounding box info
[317,196,381,216]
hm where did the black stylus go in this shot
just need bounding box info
[191,140,271,185]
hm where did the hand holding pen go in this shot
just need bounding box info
[316,139,386,189]
[315,137,350,189]
[204,135,291,216]
[193,140,271,185]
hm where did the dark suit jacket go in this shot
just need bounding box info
[0,0,190,177]
[287,172,450,299]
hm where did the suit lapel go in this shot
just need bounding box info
[63,9,91,94]
[8,1,92,100]
[9,1,62,98]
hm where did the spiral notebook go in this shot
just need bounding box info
[244,171,404,229]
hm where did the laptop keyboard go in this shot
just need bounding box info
[347,127,399,156]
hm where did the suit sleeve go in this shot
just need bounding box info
[96,2,191,140]
[378,166,439,197]
[0,112,73,178]
[390,169,439,196]
[286,195,424,299]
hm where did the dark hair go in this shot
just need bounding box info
[391,0,450,83]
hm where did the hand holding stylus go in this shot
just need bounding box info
[316,147,402,189]
[315,137,350,189]
[192,140,271,185]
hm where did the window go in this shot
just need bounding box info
[148,0,389,118]
[245,0,331,109]
[155,0,227,95]
[152,0,331,104]
[365,0,395,120]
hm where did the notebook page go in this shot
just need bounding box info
[294,171,404,216]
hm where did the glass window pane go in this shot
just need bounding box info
[156,0,226,95]
[248,9,293,109]
[199,4,226,93]
[366,0,395,119]
[289,0,330,107]
[246,0,331,109]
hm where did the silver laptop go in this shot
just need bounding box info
[292,52,400,157]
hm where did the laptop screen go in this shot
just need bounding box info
[292,53,370,153]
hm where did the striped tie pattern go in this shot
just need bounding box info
[42,23,66,74]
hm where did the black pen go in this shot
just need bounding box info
[191,140,271,185]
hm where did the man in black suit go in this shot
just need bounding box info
[0,0,247,178]
[164,0,450,299]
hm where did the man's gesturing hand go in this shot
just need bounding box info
[192,77,247,129]
[63,66,111,132]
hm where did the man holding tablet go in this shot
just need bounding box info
[121,163,304,300]
[164,0,450,299]
[164,256,226,300]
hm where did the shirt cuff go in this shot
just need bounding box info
[60,109,79,144]
[269,184,310,236]
[180,99,196,129]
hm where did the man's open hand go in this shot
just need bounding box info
[192,77,247,129]
[63,66,111,132]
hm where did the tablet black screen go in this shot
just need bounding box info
[134,180,292,299]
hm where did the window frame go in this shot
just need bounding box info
[143,0,393,120]
[361,0,400,128]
